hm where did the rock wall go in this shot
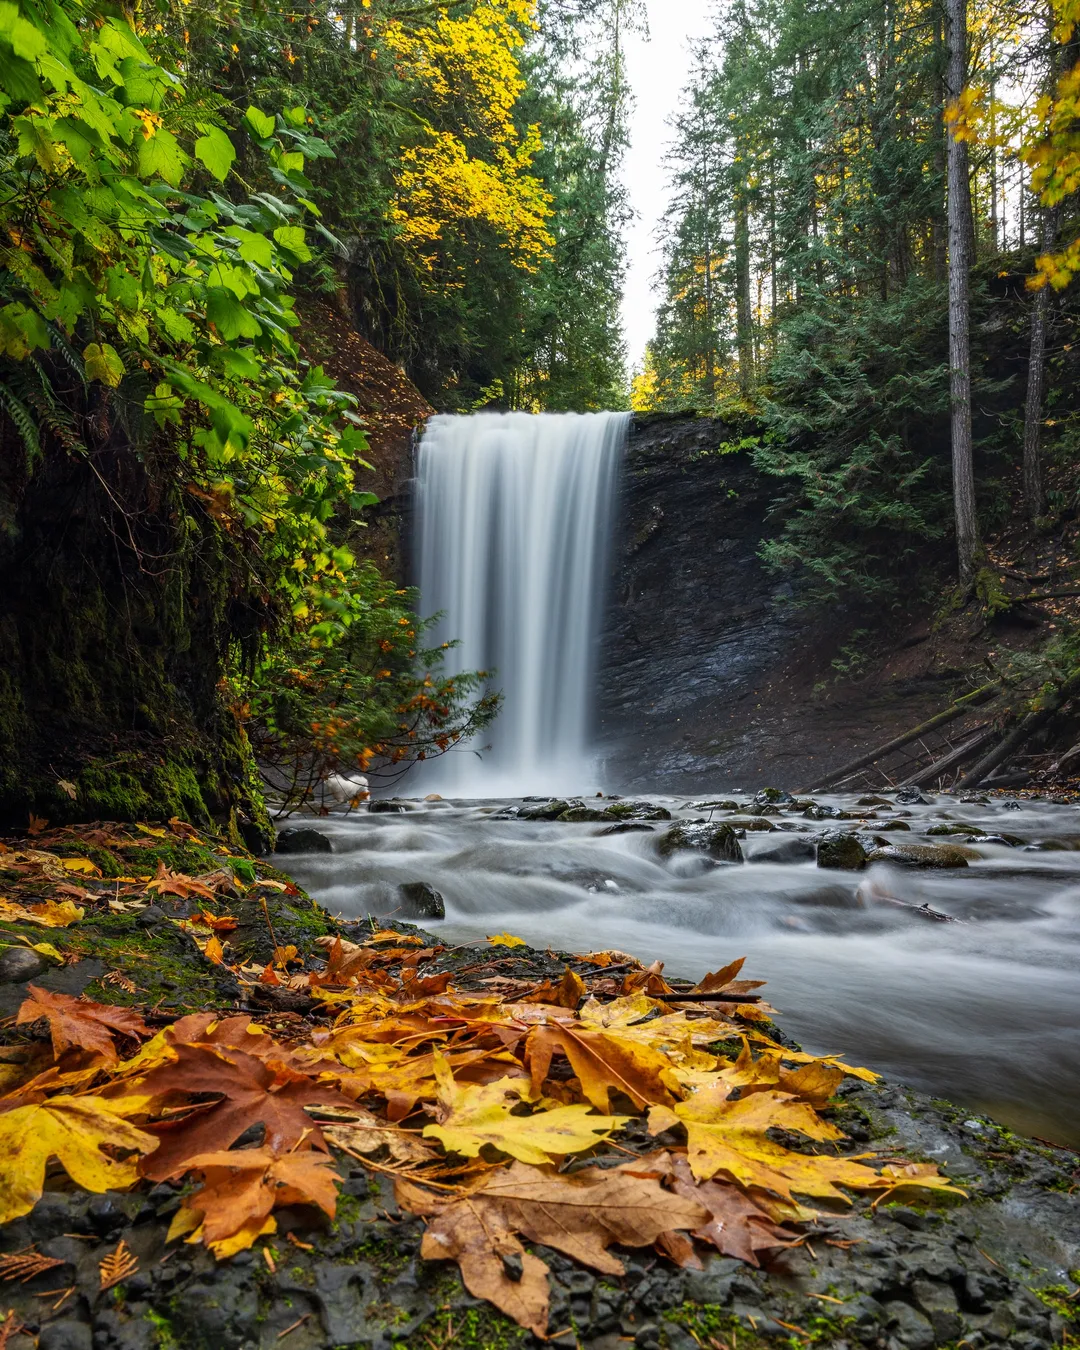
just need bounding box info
[596,414,947,793]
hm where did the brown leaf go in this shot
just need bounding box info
[414,1190,550,1337]
[115,1041,355,1181]
[526,1021,678,1111]
[520,967,586,1009]
[145,862,216,901]
[98,1239,138,1291]
[27,815,48,835]
[175,1147,341,1257]
[324,1115,438,1166]
[639,1151,799,1266]
[16,986,149,1062]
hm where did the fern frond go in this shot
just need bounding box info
[0,380,43,467]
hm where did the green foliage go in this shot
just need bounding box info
[755,282,953,603]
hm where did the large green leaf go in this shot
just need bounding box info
[83,342,125,387]
[244,105,275,140]
[137,126,185,185]
[272,225,311,262]
[206,288,262,341]
[195,126,235,182]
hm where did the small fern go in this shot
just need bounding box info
[0,380,42,467]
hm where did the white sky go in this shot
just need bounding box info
[619,0,715,372]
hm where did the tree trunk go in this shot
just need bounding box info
[734,167,754,396]
[1022,205,1059,519]
[945,0,979,585]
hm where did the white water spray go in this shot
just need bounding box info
[415,411,629,795]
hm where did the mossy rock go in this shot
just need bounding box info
[657,822,743,862]
[866,842,979,868]
[816,831,867,870]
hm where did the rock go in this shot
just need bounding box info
[691,800,740,811]
[0,946,47,983]
[518,799,570,821]
[596,822,656,835]
[725,817,776,832]
[753,787,795,806]
[275,828,333,854]
[896,787,932,804]
[559,807,610,822]
[367,800,407,814]
[750,836,816,863]
[927,822,986,836]
[39,1321,92,1350]
[135,904,168,928]
[884,1300,935,1349]
[803,803,841,819]
[867,843,978,868]
[398,882,445,919]
[603,801,672,821]
[857,794,891,806]
[875,819,911,830]
[657,822,743,863]
[816,832,867,870]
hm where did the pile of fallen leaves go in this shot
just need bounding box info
[0,824,964,1339]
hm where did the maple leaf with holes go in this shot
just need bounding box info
[113,1041,356,1180]
[98,1239,138,1290]
[16,986,149,1062]
[526,1019,679,1112]
[396,1160,709,1335]
[167,1147,341,1258]
[144,862,216,901]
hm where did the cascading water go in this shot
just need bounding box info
[414,411,629,794]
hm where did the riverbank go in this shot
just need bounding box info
[0,819,1077,1350]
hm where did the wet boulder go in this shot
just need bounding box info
[803,803,841,820]
[398,882,445,919]
[816,831,867,871]
[726,817,776,832]
[559,806,610,822]
[275,828,332,854]
[596,821,656,835]
[866,843,978,868]
[753,787,795,806]
[602,801,672,821]
[657,822,743,863]
[927,822,986,837]
[750,835,816,863]
[518,799,571,821]
[0,946,47,983]
[368,800,408,814]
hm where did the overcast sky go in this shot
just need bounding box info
[619,0,715,373]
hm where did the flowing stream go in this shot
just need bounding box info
[279,794,1080,1148]
[414,411,628,795]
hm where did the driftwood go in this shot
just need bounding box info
[895,725,997,788]
[957,667,1080,789]
[802,681,999,792]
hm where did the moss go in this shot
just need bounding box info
[1032,1282,1080,1320]
[392,1304,529,1350]
[663,1303,772,1349]
[145,1307,181,1350]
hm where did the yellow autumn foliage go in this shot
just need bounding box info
[384,0,553,274]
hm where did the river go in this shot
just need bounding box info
[275,791,1080,1150]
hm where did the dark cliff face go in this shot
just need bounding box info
[596,413,805,791]
[595,412,943,794]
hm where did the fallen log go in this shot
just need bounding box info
[896,725,996,788]
[801,682,1000,792]
[957,667,1080,789]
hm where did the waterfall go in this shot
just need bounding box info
[414,410,629,795]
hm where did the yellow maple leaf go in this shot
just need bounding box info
[487,932,526,948]
[0,1096,158,1223]
[424,1055,628,1164]
[60,857,101,876]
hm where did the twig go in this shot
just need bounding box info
[651,991,763,1004]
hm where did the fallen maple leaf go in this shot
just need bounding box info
[521,967,585,1009]
[59,857,101,877]
[638,1151,798,1266]
[0,1096,158,1223]
[486,932,526,948]
[169,1147,341,1258]
[397,1159,710,1335]
[120,1041,355,1180]
[423,1056,628,1165]
[16,986,149,1062]
[365,930,425,946]
[98,1238,138,1291]
[324,1113,438,1165]
[198,910,239,933]
[27,815,48,835]
[0,898,84,928]
[527,1020,679,1112]
[145,862,216,901]
[657,1084,885,1205]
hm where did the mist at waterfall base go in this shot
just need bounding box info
[279,796,1080,1148]
[413,410,627,796]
